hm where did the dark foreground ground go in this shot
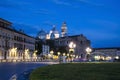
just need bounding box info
[0,62,48,80]
[30,62,120,80]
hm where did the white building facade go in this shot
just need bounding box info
[0,18,35,60]
[42,45,50,55]
[92,48,120,61]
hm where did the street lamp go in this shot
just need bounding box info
[10,48,17,60]
[63,53,66,56]
[69,42,76,62]
[57,52,60,56]
[50,50,54,59]
[115,56,119,59]
[14,48,17,60]
[66,53,70,62]
[62,53,66,63]
[76,55,78,59]
[86,47,92,61]
[69,42,76,49]
[67,53,69,56]
[33,50,37,60]
[24,49,30,60]
[57,52,61,62]
[50,50,54,55]
[73,54,75,58]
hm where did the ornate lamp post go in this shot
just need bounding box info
[67,53,69,56]
[50,50,54,59]
[57,52,60,56]
[24,49,30,61]
[66,53,69,62]
[63,53,65,56]
[62,53,66,63]
[69,42,76,50]
[86,47,92,61]
[115,56,119,59]
[14,48,17,60]
[33,50,37,60]
[69,42,76,62]
[57,52,61,62]
[10,48,17,60]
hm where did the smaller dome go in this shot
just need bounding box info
[37,29,46,39]
[53,30,59,34]
[51,25,59,34]
[38,29,46,35]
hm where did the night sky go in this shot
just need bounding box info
[0,0,120,48]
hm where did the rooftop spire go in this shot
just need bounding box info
[61,21,67,37]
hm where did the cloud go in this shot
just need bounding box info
[42,21,54,27]
[82,28,119,43]
[90,19,119,30]
[51,0,81,8]
[0,0,31,11]
[0,0,19,9]
[76,0,104,6]
[51,0,104,8]
[83,28,120,48]
[0,0,51,15]
[52,0,71,6]
[30,9,52,15]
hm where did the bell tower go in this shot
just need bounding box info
[61,22,67,37]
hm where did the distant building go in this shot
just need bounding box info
[37,22,68,40]
[0,18,35,60]
[92,47,120,61]
[42,45,50,55]
[35,37,50,56]
[36,25,59,55]
[54,34,91,58]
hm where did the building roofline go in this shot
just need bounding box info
[0,18,12,24]
[55,34,86,40]
[1,26,35,39]
[0,18,35,39]
[93,47,120,50]
[68,34,84,37]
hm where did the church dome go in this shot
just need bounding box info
[53,30,59,34]
[37,29,46,39]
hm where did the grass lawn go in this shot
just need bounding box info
[30,62,120,80]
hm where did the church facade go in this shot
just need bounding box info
[54,34,91,58]
[36,22,91,58]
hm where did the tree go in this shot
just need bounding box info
[57,46,68,55]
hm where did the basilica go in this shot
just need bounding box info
[37,22,67,40]
[36,22,91,59]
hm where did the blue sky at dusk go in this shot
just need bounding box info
[0,0,120,48]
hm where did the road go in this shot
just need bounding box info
[0,62,54,80]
